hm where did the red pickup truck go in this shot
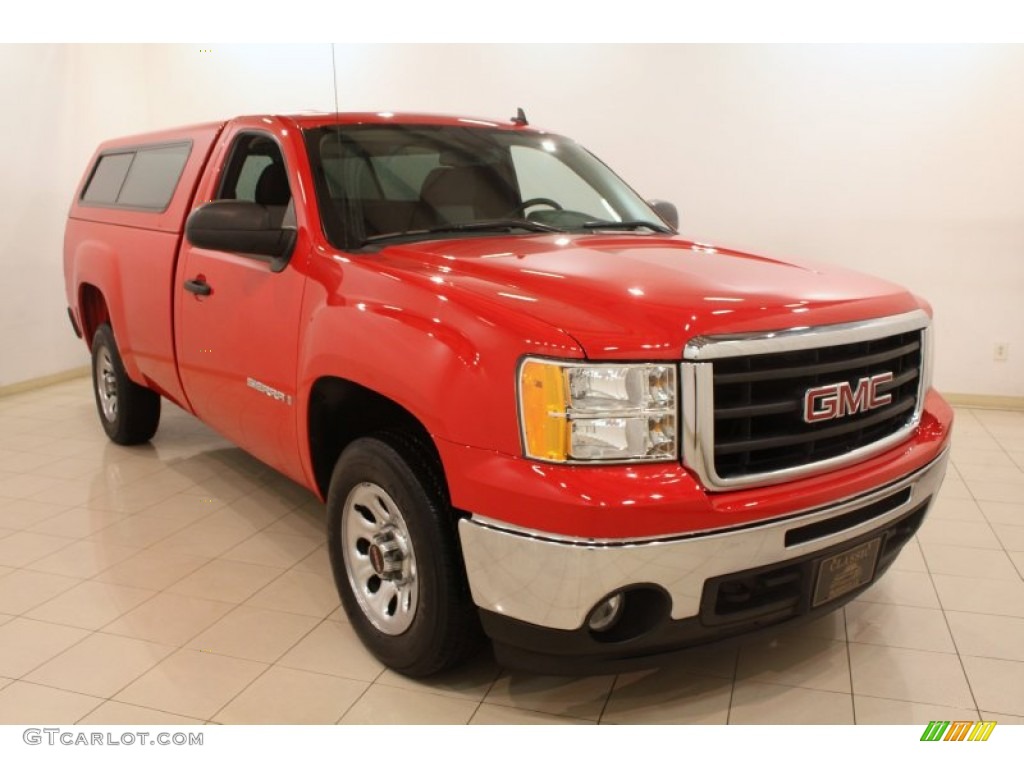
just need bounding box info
[64,112,952,676]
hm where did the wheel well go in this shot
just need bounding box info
[79,284,110,347]
[308,377,446,499]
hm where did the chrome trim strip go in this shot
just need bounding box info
[458,449,947,630]
[683,309,930,361]
[682,310,931,490]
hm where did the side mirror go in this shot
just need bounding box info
[648,199,679,231]
[185,201,296,272]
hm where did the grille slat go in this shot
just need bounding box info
[712,340,921,385]
[716,398,916,455]
[710,329,923,480]
[716,400,800,420]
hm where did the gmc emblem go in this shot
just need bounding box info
[803,372,894,423]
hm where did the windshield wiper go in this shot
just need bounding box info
[582,219,672,233]
[364,218,563,245]
[424,219,564,234]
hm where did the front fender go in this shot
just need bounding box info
[296,253,584,459]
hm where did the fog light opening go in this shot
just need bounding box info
[587,593,624,632]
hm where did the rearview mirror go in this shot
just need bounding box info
[648,199,679,231]
[185,201,296,272]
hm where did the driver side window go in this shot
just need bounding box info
[218,133,295,228]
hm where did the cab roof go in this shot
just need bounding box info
[268,111,541,131]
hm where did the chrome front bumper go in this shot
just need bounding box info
[458,449,948,631]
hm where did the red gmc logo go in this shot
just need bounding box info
[803,372,894,423]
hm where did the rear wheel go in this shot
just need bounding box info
[326,434,481,677]
[91,323,161,445]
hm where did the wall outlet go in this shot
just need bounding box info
[994,343,1009,362]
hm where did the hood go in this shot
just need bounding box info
[376,233,922,359]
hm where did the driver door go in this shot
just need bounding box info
[175,122,308,482]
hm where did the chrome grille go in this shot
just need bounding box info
[681,311,930,490]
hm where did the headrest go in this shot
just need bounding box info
[255,163,291,206]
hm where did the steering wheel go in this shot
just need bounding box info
[508,197,563,216]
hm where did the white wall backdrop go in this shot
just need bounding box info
[2,44,1022,397]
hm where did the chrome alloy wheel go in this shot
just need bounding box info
[341,482,418,635]
[95,347,118,422]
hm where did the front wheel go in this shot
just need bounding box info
[91,323,161,445]
[326,435,481,677]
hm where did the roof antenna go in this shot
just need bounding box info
[511,107,528,126]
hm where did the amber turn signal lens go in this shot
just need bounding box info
[519,361,570,461]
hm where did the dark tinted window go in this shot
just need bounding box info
[81,153,133,204]
[216,133,294,229]
[81,142,191,210]
[217,134,289,203]
[117,144,191,209]
[231,155,273,201]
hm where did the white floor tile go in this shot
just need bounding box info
[916,518,1003,550]
[166,559,284,604]
[946,612,1024,662]
[0,499,69,530]
[0,569,80,615]
[978,500,1024,527]
[854,568,940,609]
[93,550,209,590]
[339,683,477,724]
[853,695,978,724]
[219,531,319,570]
[737,634,851,693]
[729,681,853,724]
[215,666,366,724]
[26,581,155,630]
[0,681,103,724]
[0,531,75,568]
[187,606,318,663]
[961,656,1024,717]
[26,632,175,697]
[244,568,340,618]
[965,480,1024,504]
[103,592,235,645]
[919,541,1022,581]
[603,667,732,724]
[277,620,385,682]
[471,703,594,724]
[484,672,615,721]
[28,507,128,538]
[27,539,142,579]
[78,701,205,725]
[932,573,1024,618]
[0,617,90,678]
[845,602,956,653]
[849,643,975,708]
[115,648,267,721]
[375,652,501,702]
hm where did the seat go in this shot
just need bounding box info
[413,164,517,229]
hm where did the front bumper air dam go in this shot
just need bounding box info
[457,449,948,673]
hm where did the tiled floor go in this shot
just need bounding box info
[0,378,1022,725]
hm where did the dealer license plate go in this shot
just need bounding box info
[812,538,882,608]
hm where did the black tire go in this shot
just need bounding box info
[91,323,161,445]
[326,433,482,677]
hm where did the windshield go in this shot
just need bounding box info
[303,124,668,250]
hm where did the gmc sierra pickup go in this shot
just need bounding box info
[64,111,951,676]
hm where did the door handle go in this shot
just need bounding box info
[184,278,212,296]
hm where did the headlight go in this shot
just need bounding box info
[518,358,677,463]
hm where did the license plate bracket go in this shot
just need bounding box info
[812,537,882,608]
